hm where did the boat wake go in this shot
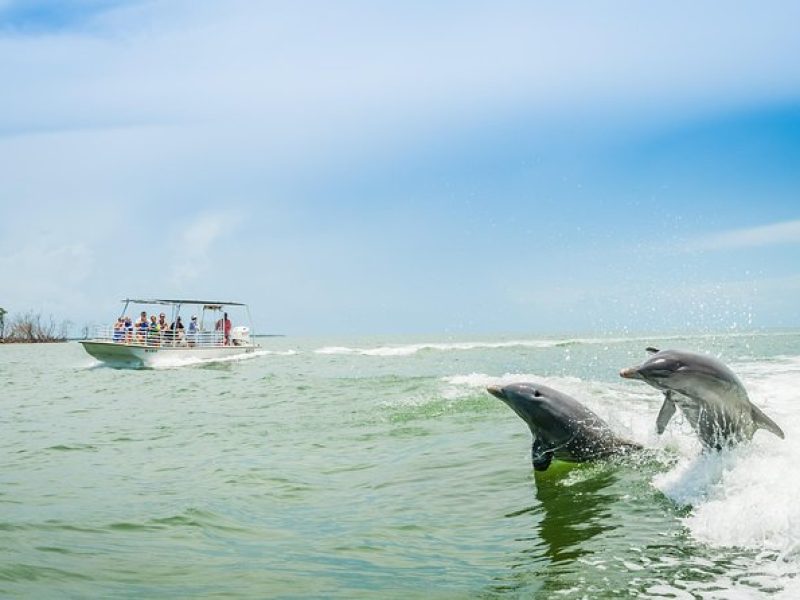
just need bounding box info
[81,349,291,370]
[151,349,293,369]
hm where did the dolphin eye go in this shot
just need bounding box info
[533,390,541,397]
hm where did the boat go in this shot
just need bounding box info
[80,299,260,367]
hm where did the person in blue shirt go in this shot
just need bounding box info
[136,311,149,343]
[187,315,199,347]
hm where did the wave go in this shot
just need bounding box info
[315,340,559,357]
[315,331,800,358]
[315,339,601,357]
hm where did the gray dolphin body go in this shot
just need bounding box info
[620,348,784,449]
[488,382,641,471]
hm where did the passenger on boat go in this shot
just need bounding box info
[113,317,125,342]
[216,313,232,345]
[124,317,134,342]
[187,315,198,346]
[159,313,171,343]
[171,316,185,344]
[136,312,149,342]
[148,315,160,346]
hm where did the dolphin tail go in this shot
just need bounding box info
[751,404,785,439]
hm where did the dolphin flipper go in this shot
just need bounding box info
[751,404,785,439]
[532,452,554,471]
[531,439,554,471]
[656,390,676,435]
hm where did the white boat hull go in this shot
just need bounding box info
[80,340,259,368]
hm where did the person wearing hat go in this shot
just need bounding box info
[187,315,199,347]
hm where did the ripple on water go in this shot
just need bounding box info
[44,444,98,452]
[0,563,93,583]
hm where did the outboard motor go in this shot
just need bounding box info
[230,326,250,346]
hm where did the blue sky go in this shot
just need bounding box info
[0,1,799,335]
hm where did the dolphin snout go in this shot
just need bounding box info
[487,385,505,399]
[619,367,641,380]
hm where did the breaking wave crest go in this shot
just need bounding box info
[314,331,794,358]
[314,340,559,357]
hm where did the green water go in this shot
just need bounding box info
[2,332,799,598]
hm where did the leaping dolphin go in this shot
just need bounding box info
[620,348,784,449]
[487,382,641,471]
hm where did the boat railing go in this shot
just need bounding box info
[91,326,235,348]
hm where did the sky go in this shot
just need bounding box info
[0,0,799,336]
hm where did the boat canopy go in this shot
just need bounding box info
[117,299,255,334]
[122,299,247,307]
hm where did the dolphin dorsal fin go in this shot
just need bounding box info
[655,391,676,435]
[646,346,660,355]
[751,404,785,439]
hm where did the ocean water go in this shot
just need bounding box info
[1,331,799,598]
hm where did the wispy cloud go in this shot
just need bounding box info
[169,211,243,285]
[1,1,800,143]
[689,219,800,251]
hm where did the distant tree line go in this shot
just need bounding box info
[0,307,71,343]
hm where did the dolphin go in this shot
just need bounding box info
[487,382,641,471]
[620,347,784,449]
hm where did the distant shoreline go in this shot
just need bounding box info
[0,339,66,344]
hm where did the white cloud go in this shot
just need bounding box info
[1,1,799,145]
[689,220,800,252]
[169,211,244,285]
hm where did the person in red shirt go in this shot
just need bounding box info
[215,312,232,345]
